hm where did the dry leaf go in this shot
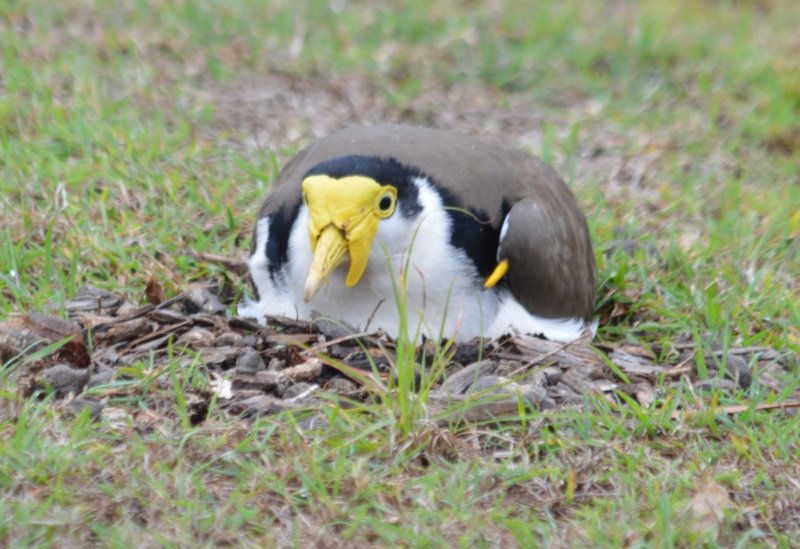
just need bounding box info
[145,276,166,305]
[0,313,90,369]
[635,383,656,408]
[684,480,732,541]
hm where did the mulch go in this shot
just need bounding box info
[2,285,797,425]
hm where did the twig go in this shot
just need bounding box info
[301,330,379,355]
[672,399,800,419]
[672,343,773,356]
[663,355,695,377]
[364,299,385,332]
[720,346,774,356]
[84,293,188,337]
[506,338,575,379]
[121,320,193,353]
[192,252,248,274]
[312,355,387,393]
[716,400,800,415]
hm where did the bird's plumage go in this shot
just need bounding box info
[240,124,596,342]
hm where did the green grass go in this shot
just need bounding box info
[2,0,799,545]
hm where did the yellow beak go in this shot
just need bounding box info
[302,175,388,302]
[303,224,348,302]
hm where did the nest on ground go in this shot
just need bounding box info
[1,285,796,426]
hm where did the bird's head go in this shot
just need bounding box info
[301,172,399,301]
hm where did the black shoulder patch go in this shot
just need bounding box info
[434,186,501,280]
[304,155,422,217]
[265,201,301,279]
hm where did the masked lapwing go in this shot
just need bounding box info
[239,124,596,342]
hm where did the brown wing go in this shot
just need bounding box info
[500,197,596,320]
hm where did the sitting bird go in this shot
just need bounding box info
[239,124,596,342]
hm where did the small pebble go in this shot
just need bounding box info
[88,370,114,388]
[520,369,547,387]
[313,317,357,339]
[40,364,90,397]
[231,370,288,394]
[283,382,319,400]
[298,414,329,431]
[450,340,485,365]
[185,286,226,315]
[542,367,563,385]
[697,378,738,393]
[63,398,104,421]
[330,344,354,358]
[494,360,523,377]
[235,348,266,373]
[723,355,752,389]
[176,327,215,348]
[257,370,290,393]
[538,397,557,410]
[216,332,244,347]
[116,302,138,317]
[469,375,518,395]
[324,376,358,394]
[520,385,548,406]
[242,334,260,347]
[234,395,281,416]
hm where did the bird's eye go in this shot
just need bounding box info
[375,187,397,218]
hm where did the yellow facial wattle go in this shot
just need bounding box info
[301,174,397,302]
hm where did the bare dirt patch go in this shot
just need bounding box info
[208,68,718,243]
[211,72,634,187]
